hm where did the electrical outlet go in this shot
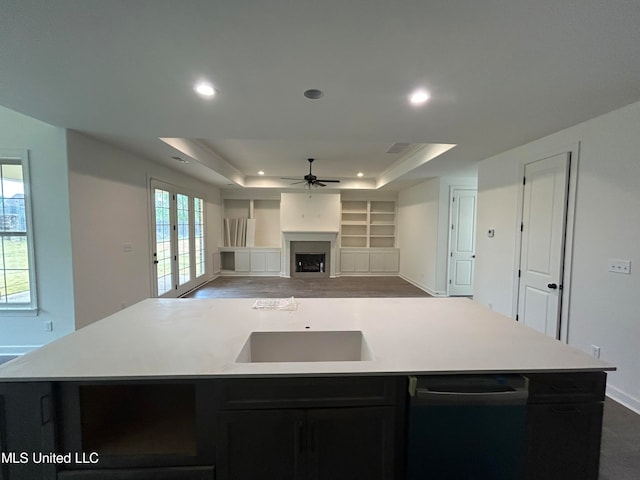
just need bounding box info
[591,345,601,359]
[44,321,53,332]
[608,259,631,274]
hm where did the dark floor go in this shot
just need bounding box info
[600,397,640,479]
[185,275,640,479]
[183,275,432,298]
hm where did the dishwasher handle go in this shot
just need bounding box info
[414,387,528,405]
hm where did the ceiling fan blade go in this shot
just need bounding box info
[315,179,341,183]
[315,181,326,187]
[281,177,303,180]
[289,181,307,185]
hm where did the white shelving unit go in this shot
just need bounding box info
[340,200,396,248]
[339,200,399,274]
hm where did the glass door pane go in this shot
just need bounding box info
[154,188,173,296]
[176,193,191,286]
[194,197,205,278]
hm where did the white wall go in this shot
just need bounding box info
[280,193,340,232]
[67,131,222,329]
[0,107,75,354]
[398,176,477,295]
[254,200,281,247]
[474,100,640,412]
[398,178,440,294]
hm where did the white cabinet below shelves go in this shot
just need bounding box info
[220,248,281,275]
[235,251,251,272]
[340,248,399,274]
[340,250,370,273]
[369,250,400,273]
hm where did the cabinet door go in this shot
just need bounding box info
[249,251,266,272]
[216,410,305,480]
[265,251,281,272]
[234,251,250,272]
[306,407,395,480]
[0,382,56,480]
[369,251,399,273]
[525,402,603,480]
[340,251,369,273]
[57,465,215,479]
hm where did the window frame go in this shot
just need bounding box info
[0,149,38,315]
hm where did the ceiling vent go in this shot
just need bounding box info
[386,142,411,154]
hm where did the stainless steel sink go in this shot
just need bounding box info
[235,330,374,363]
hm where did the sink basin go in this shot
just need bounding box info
[236,330,374,363]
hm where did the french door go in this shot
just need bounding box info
[151,180,206,297]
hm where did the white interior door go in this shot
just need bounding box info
[448,188,477,296]
[517,152,570,338]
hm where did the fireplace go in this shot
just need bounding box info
[290,241,331,278]
[295,253,326,273]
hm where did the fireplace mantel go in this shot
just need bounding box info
[281,231,338,278]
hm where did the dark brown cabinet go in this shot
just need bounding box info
[56,381,216,477]
[0,382,56,480]
[216,407,396,480]
[216,409,304,479]
[214,376,402,480]
[525,372,606,480]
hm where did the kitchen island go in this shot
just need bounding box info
[0,298,613,480]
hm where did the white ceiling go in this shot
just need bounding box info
[1,0,639,191]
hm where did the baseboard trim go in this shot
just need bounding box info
[337,272,400,277]
[398,274,447,297]
[606,384,640,415]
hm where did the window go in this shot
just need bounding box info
[0,150,37,312]
[194,197,205,277]
[150,180,206,297]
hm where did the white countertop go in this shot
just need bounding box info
[0,297,613,381]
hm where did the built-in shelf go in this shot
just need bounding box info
[340,200,396,248]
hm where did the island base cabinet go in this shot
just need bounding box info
[524,402,603,480]
[216,407,396,480]
[0,382,56,480]
[56,465,215,479]
[306,407,395,480]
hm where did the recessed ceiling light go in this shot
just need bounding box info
[258,170,265,175]
[304,89,324,99]
[194,82,216,98]
[357,172,364,177]
[409,89,430,105]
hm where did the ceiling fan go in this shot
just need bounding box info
[281,158,341,188]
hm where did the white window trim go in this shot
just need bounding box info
[0,149,38,315]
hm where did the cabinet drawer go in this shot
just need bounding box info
[526,372,606,403]
[216,376,400,409]
[57,465,215,479]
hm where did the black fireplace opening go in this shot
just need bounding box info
[295,253,326,273]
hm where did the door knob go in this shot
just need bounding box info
[547,283,558,290]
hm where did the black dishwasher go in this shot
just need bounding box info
[406,375,528,480]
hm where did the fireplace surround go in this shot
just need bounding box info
[282,231,337,278]
[290,241,331,278]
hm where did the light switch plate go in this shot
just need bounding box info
[608,259,631,274]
